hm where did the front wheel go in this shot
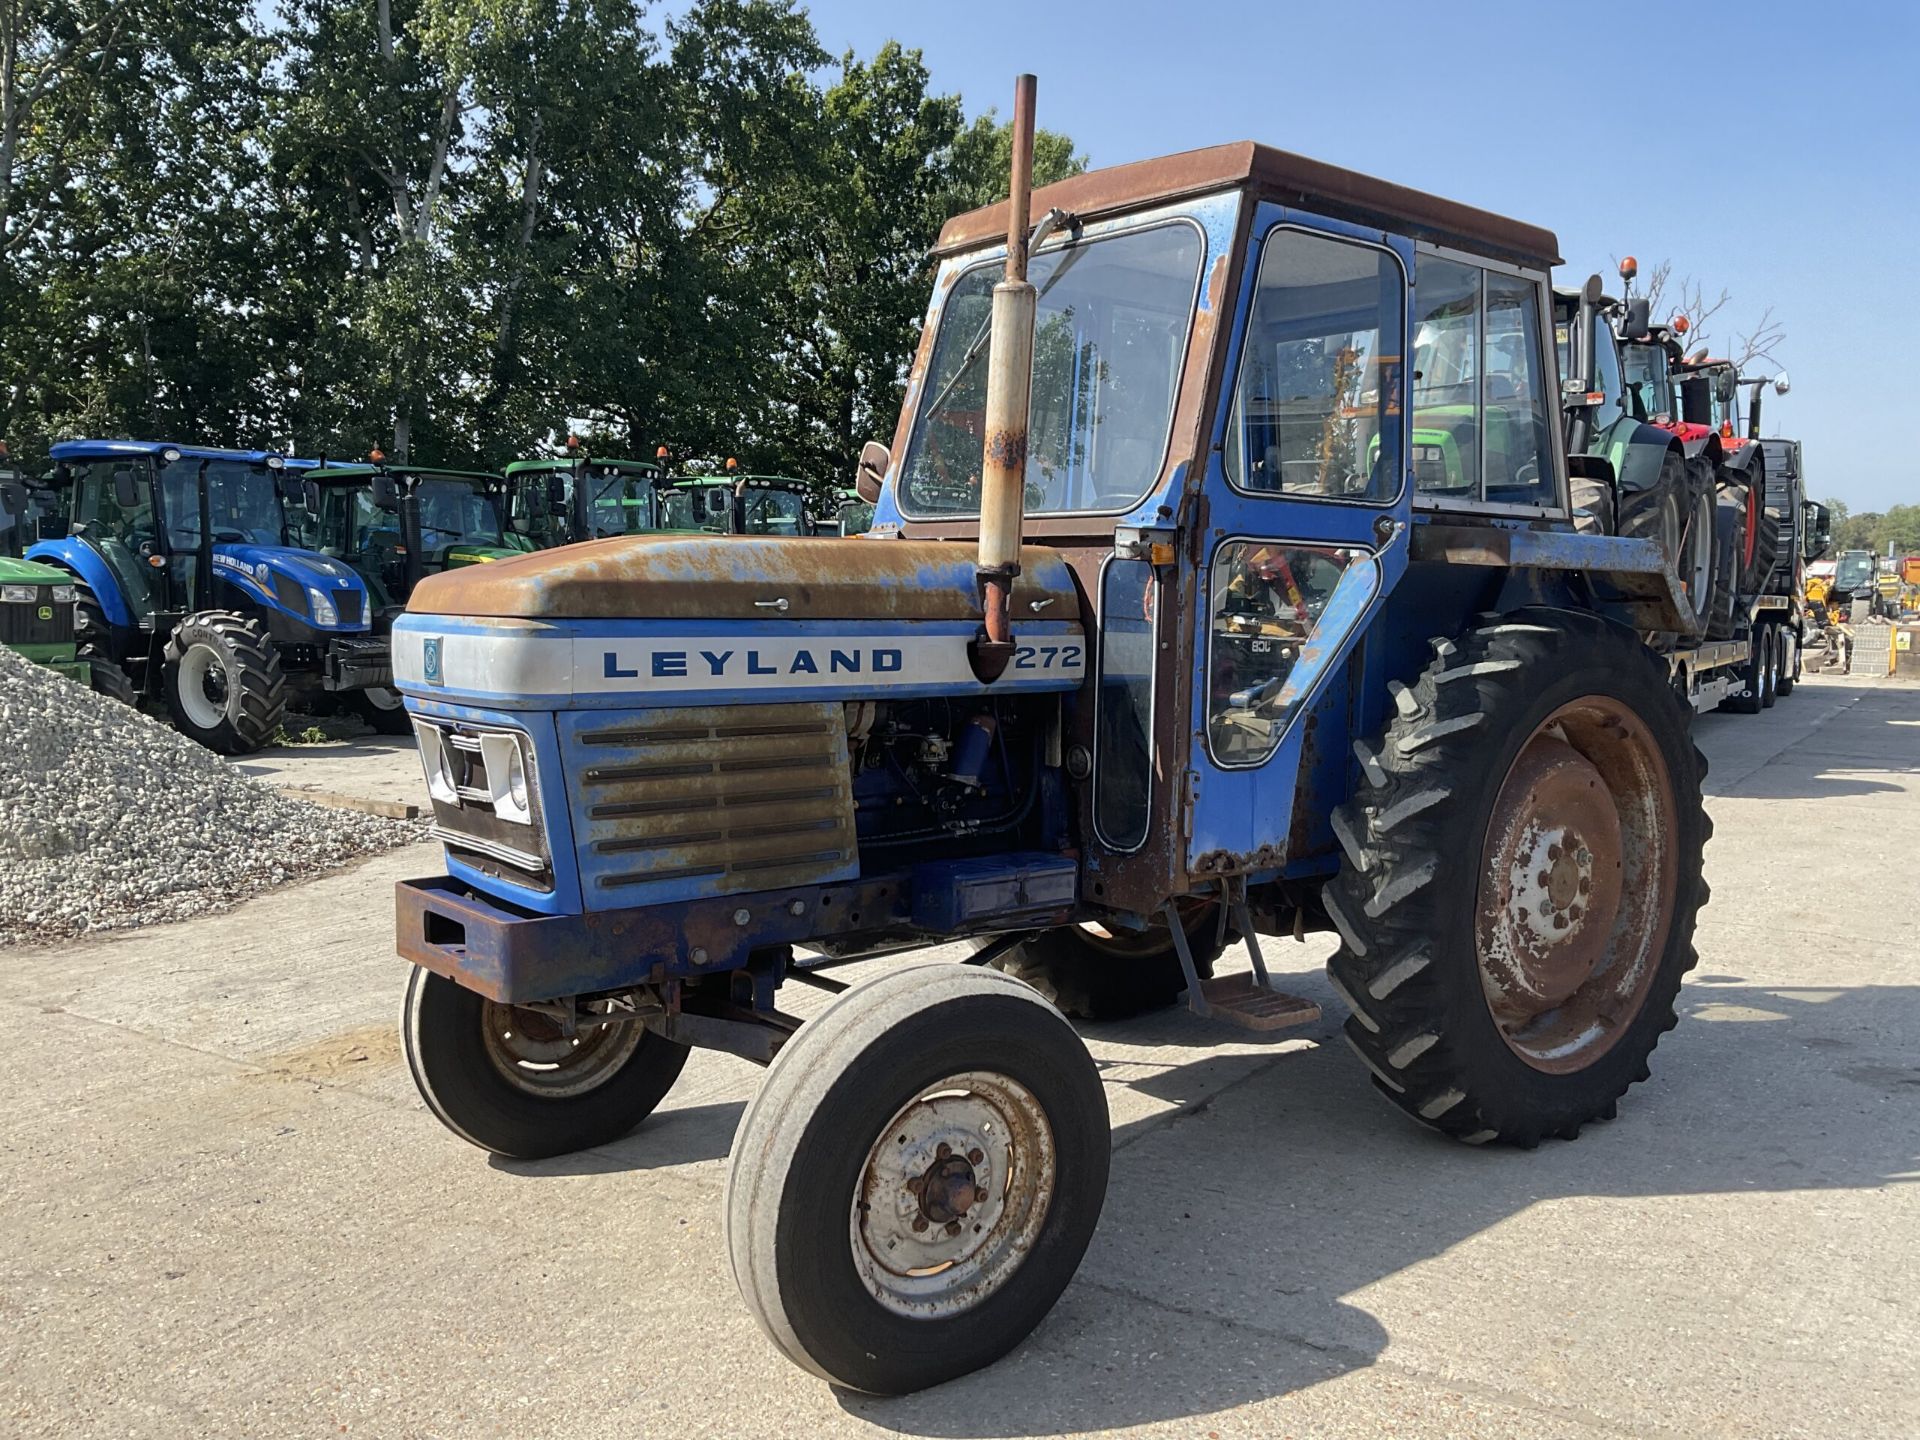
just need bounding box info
[351,685,414,735]
[1322,608,1708,1147]
[86,654,136,705]
[726,963,1109,1394]
[402,968,691,1159]
[162,611,287,753]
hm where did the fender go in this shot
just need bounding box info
[1715,435,1764,487]
[1654,420,1721,467]
[1596,416,1687,496]
[24,536,135,630]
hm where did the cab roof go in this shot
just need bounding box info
[50,439,317,468]
[307,464,500,484]
[504,458,660,477]
[936,141,1561,269]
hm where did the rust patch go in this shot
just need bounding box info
[983,429,1029,471]
[256,1023,401,1081]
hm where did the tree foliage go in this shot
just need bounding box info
[1827,501,1920,557]
[0,2,1085,499]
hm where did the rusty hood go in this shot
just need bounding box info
[406,534,1083,622]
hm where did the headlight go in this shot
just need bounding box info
[50,584,77,603]
[1,585,36,603]
[479,732,532,825]
[307,586,338,625]
[414,720,458,804]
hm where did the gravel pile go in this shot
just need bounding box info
[0,646,419,947]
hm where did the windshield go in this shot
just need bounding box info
[1835,554,1875,590]
[414,478,504,548]
[1619,341,1671,423]
[899,222,1204,518]
[585,467,660,536]
[160,459,286,547]
[740,487,807,535]
[661,484,732,533]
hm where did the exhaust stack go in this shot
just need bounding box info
[970,72,1038,683]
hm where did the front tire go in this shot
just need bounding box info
[985,900,1222,1020]
[1322,609,1708,1147]
[351,685,414,735]
[402,968,691,1159]
[726,963,1109,1394]
[162,611,287,754]
[87,655,136,705]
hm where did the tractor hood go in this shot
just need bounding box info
[212,542,371,632]
[0,554,68,585]
[405,535,1082,623]
[392,536,1089,709]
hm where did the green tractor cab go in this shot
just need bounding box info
[502,456,675,548]
[658,470,816,536]
[295,462,516,732]
[813,489,875,536]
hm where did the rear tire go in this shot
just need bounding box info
[1705,502,1741,641]
[726,963,1108,1394]
[1619,452,1709,635]
[1778,631,1798,695]
[1322,609,1708,1147]
[402,968,690,1160]
[1718,630,1765,714]
[985,901,1223,1020]
[1760,625,1778,709]
[162,611,287,754]
[1570,475,1615,536]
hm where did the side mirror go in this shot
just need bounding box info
[1773,371,1791,396]
[112,468,140,510]
[856,440,889,504]
[707,488,730,517]
[371,472,400,509]
[303,479,322,516]
[1622,297,1652,341]
[546,474,566,513]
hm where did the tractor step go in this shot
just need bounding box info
[1193,973,1322,1032]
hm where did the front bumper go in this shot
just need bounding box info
[324,635,393,691]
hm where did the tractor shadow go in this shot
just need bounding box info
[845,976,1919,1436]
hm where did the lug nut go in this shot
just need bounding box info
[912,1217,929,1233]
[906,1176,924,1195]
[936,1143,951,1159]
[788,899,806,917]
[973,1185,990,1205]
[732,908,750,926]
[689,947,707,965]
[967,1148,983,1164]
[944,1221,962,1237]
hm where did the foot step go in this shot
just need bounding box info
[1194,974,1322,1032]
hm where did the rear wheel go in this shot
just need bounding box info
[1719,630,1766,715]
[1778,630,1798,695]
[1619,452,1709,635]
[351,685,414,735]
[1322,609,1708,1147]
[984,899,1223,1020]
[402,968,690,1160]
[726,963,1108,1393]
[162,611,286,754]
[1760,625,1779,709]
[1705,502,1741,641]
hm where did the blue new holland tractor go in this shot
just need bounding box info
[29,441,388,753]
[388,81,1711,1393]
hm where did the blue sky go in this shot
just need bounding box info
[801,0,1918,513]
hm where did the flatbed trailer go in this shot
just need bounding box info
[1671,593,1798,713]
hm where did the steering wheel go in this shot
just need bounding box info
[212,527,249,543]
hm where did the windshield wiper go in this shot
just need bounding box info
[923,208,1082,419]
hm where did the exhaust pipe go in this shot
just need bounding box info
[970,72,1038,683]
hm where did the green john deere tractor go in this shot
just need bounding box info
[503,454,678,548]
[0,471,133,700]
[295,462,518,732]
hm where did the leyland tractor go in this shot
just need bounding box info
[503,453,673,549]
[27,441,385,753]
[296,461,520,733]
[388,82,1713,1395]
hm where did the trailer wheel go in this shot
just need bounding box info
[351,686,414,735]
[162,611,287,754]
[726,962,1108,1394]
[984,900,1223,1020]
[1322,609,1707,1147]
[1619,452,1709,634]
[1760,625,1778,709]
[401,968,690,1160]
[1777,630,1798,696]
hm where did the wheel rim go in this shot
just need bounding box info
[849,1070,1056,1319]
[1074,896,1215,957]
[1682,490,1713,612]
[479,1001,644,1098]
[176,643,229,729]
[1476,698,1677,1073]
[362,686,404,712]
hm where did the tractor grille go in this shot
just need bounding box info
[0,588,74,647]
[560,701,858,910]
[333,589,363,625]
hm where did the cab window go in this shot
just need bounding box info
[1225,229,1405,502]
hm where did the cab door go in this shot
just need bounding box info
[1183,207,1415,877]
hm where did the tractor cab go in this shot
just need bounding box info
[301,462,515,607]
[657,465,816,536]
[813,489,875,536]
[26,441,385,751]
[503,455,672,548]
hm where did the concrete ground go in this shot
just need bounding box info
[233,735,425,819]
[3,674,1915,1438]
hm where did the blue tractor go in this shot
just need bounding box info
[386,85,1711,1394]
[29,441,387,753]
